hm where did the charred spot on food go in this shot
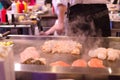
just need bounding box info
[32,60,45,65]
[22,58,45,65]
[22,58,34,64]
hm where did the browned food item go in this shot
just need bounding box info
[20,47,40,62]
[107,48,120,61]
[50,61,70,67]
[32,59,45,65]
[71,59,87,67]
[22,57,34,64]
[88,47,107,60]
[22,57,46,65]
[88,47,120,61]
[88,58,105,68]
[41,40,82,54]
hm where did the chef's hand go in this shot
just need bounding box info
[42,3,66,35]
[53,22,64,34]
[44,20,64,35]
[39,31,48,36]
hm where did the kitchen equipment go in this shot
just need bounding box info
[6,35,120,80]
[66,4,111,37]
[0,31,10,37]
[0,42,15,80]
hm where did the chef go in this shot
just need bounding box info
[42,0,111,37]
[0,0,12,33]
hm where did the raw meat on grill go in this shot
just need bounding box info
[20,47,40,62]
[71,59,87,67]
[88,47,107,60]
[41,40,82,54]
[88,58,105,68]
[107,48,120,61]
[88,49,98,58]
[97,48,107,60]
[88,47,120,61]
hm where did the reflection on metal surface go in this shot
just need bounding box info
[5,36,120,80]
[15,63,22,71]
[51,66,58,73]
[57,79,75,80]
[108,67,112,74]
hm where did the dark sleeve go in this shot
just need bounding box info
[1,0,12,9]
[45,0,52,5]
[113,0,118,4]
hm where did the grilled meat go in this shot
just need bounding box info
[71,59,87,67]
[20,47,40,62]
[41,40,82,54]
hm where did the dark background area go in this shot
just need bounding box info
[45,0,52,5]
[0,0,12,9]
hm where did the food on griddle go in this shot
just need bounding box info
[50,61,70,67]
[0,41,14,46]
[71,59,87,67]
[18,15,25,22]
[88,58,105,68]
[0,47,9,58]
[20,47,40,62]
[88,47,120,61]
[0,41,13,58]
[22,58,46,65]
[107,48,120,61]
[41,40,82,54]
[88,47,107,60]
[0,47,8,58]
[22,57,34,64]
[32,59,45,65]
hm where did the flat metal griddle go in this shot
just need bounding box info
[5,35,120,79]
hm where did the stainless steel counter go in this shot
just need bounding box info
[5,35,120,80]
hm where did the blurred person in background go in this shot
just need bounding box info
[29,0,36,5]
[42,0,111,37]
[0,0,12,9]
[45,0,52,5]
[0,1,3,10]
[0,0,12,33]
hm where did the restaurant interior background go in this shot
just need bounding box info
[0,1,120,80]
[0,0,120,36]
[0,0,55,35]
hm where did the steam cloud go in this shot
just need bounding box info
[64,15,104,57]
[65,15,102,37]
